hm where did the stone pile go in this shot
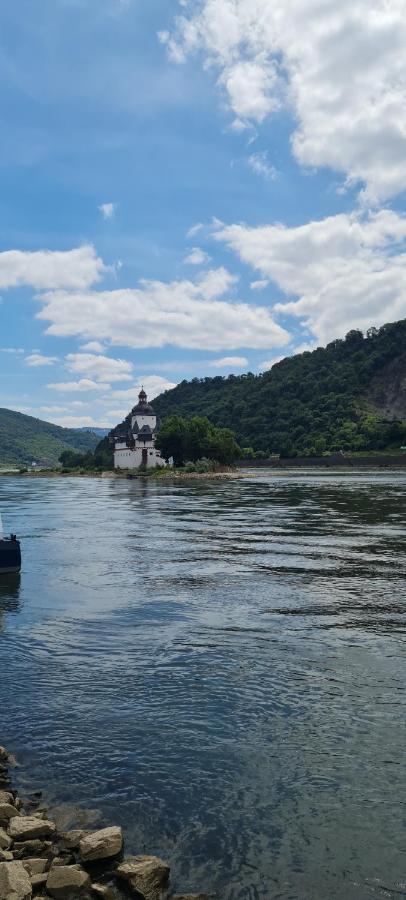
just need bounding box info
[0,746,210,900]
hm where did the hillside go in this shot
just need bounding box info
[0,409,100,466]
[151,319,406,455]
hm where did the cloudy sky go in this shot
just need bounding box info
[1,0,406,428]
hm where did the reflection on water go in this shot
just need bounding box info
[0,573,21,630]
[0,472,405,900]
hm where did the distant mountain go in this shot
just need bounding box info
[152,319,406,455]
[0,409,100,466]
[76,427,110,438]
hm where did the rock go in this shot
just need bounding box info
[12,840,53,859]
[0,802,20,825]
[49,855,75,868]
[46,864,91,898]
[0,792,14,806]
[116,855,170,900]
[60,829,87,850]
[79,826,123,862]
[0,749,9,763]
[8,817,56,841]
[0,850,13,862]
[91,884,116,899]
[170,896,211,899]
[30,873,48,889]
[22,859,49,876]
[0,827,11,850]
[0,861,32,899]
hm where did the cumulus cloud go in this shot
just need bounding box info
[209,355,248,368]
[48,379,111,393]
[165,0,406,202]
[0,245,107,290]
[25,353,58,367]
[37,268,290,351]
[98,202,116,220]
[106,375,177,401]
[248,151,277,182]
[80,341,106,352]
[184,247,211,265]
[216,209,406,343]
[65,352,133,382]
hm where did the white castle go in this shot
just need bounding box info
[112,388,167,469]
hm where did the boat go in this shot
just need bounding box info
[0,515,21,574]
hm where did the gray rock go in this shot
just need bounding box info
[0,792,14,806]
[0,802,20,826]
[8,817,56,841]
[46,864,91,898]
[0,748,9,763]
[0,850,13,862]
[0,827,11,850]
[12,840,53,859]
[116,855,170,900]
[22,859,49,876]
[79,826,123,862]
[0,860,32,899]
[91,884,116,899]
[60,829,87,850]
[30,873,48,889]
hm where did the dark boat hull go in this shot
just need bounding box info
[0,539,21,573]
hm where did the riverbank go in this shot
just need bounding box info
[0,746,209,899]
[0,467,241,481]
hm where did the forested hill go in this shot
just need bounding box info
[153,320,406,455]
[0,409,100,466]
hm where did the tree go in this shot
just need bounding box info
[155,415,240,466]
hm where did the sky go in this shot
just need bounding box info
[1,0,406,428]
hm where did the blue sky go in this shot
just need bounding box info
[1,0,406,427]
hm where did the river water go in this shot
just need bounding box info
[0,472,405,899]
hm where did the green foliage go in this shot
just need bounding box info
[152,320,406,454]
[0,408,99,466]
[155,415,240,465]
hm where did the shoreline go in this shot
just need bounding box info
[0,745,209,899]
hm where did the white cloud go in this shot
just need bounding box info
[48,415,110,429]
[25,353,58,367]
[216,209,406,343]
[107,375,177,401]
[250,279,269,291]
[209,355,248,368]
[37,267,290,351]
[248,151,277,182]
[48,379,111,393]
[80,341,105,352]
[260,356,285,371]
[97,376,178,423]
[0,245,107,290]
[0,347,24,354]
[186,222,204,238]
[98,202,116,220]
[166,0,406,202]
[184,247,211,265]
[65,352,133,382]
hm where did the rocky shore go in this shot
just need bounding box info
[0,746,209,900]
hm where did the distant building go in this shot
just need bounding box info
[112,388,167,470]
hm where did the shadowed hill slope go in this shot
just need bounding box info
[0,408,100,466]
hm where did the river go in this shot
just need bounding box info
[0,472,405,899]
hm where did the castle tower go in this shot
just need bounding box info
[112,388,167,470]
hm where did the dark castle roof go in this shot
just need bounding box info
[130,387,156,417]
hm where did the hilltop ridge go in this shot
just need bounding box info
[0,408,100,466]
[151,319,406,455]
